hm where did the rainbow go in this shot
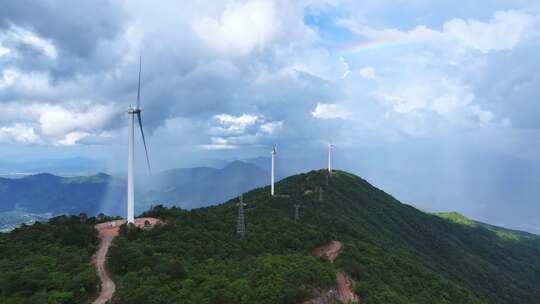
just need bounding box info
[337,38,399,55]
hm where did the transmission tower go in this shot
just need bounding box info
[318,186,324,202]
[236,194,247,238]
[294,204,300,222]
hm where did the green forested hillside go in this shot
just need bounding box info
[108,170,540,304]
[0,215,100,304]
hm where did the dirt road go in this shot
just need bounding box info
[336,271,359,303]
[92,218,161,304]
[312,240,343,263]
[306,240,360,304]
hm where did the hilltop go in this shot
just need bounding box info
[104,170,540,304]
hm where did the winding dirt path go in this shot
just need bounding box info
[306,240,360,304]
[92,218,161,304]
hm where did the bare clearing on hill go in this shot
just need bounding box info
[306,240,360,304]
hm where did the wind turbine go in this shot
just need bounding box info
[126,56,151,224]
[271,144,276,196]
[328,144,335,173]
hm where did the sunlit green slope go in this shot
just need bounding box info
[108,170,540,304]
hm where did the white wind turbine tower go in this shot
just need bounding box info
[271,144,276,196]
[328,144,335,173]
[127,56,151,224]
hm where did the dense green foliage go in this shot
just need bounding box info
[108,205,335,303]
[0,215,100,304]
[109,170,540,304]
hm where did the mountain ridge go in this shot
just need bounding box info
[105,169,540,304]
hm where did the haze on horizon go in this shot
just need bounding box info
[0,1,539,233]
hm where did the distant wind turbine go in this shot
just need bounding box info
[271,144,276,196]
[328,144,335,173]
[126,56,151,224]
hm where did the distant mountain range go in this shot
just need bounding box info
[0,161,270,230]
[140,160,269,210]
[0,157,107,177]
[0,172,122,215]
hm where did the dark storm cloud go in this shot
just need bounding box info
[468,44,540,129]
[0,0,127,79]
[0,0,126,57]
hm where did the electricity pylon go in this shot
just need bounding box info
[294,204,300,222]
[237,194,247,238]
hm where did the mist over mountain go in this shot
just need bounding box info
[139,160,269,210]
[0,161,270,231]
[0,157,107,177]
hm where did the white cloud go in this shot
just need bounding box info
[0,102,119,145]
[290,49,350,81]
[0,123,40,144]
[193,0,280,56]
[57,131,91,146]
[443,11,537,53]
[212,113,260,135]
[338,10,539,54]
[0,46,10,57]
[312,102,350,119]
[35,103,118,138]
[334,10,537,137]
[260,121,283,134]
[1,26,58,59]
[201,137,237,150]
[359,67,378,80]
[375,77,495,128]
[0,69,52,95]
[207,113,283,147]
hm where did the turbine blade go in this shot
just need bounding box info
[137,55,142,109]
[273,144,277,154]
[137,112,151,174]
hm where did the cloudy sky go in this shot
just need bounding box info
[1,0,540,231]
